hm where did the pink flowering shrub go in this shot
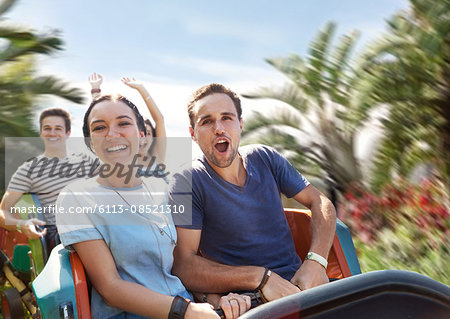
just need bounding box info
[338,178,449,284]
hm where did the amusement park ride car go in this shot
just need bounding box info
[1,196,449,318]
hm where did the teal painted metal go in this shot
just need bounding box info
[336,219,361,275]
[32,244,78,319]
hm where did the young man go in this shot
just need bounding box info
[0,108,98,251]
[170,83,336,313]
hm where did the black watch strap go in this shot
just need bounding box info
[168,295,191,319]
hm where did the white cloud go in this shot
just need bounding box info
[182,15,288,45]
[160,54,285,83]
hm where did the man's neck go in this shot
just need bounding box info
[208,154,247,187]
[43,147,67,158]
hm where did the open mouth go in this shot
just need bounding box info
[106,145,127,152]
[214,139,229,153]
[47,137,59,142]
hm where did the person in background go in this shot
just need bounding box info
[0,108,98,253]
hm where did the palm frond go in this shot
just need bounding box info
[244,21,366,194]
[242,82,309,113]
[265,54,306,87]
[0,27,63,61]
[24,76,85,104]
[242,109,305,139]
[0,0,16,16]
[304,22,336,101]
[328,30,359,106]
[307,22,336,78]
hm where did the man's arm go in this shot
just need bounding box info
[290,185,336,290]
[173,227,300,300]
[0,190,23,231]
[0,190,45,239]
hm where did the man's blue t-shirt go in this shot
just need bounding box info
[170,144,310,280]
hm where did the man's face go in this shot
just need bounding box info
[189,93,243,169]
[40,116,70,149]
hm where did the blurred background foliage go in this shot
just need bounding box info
[339,177,449,284]
[243,0,449,283]
[0,0,84,195]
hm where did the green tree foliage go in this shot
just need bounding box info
[362,0,450,190]
[242,22,371,197]
[0,0,84,195]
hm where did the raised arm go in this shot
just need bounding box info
[74,239,220,319]
[122,77,166,162]
[173,227,300,301]
[0,190,46,239]
[88,72,103,99]
[290,184,336,290]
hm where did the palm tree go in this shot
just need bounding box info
[0,0,84,194]
[361,0,450,189]
[242,22,371,201]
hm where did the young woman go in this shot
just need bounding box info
[89,73,166,169]
[55,95,250,318]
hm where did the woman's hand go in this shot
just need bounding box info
[185,302,220,319]
[121,77,144,90]
[219,293,251,319]
[88,72,103,89]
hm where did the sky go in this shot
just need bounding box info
[5,0,409,159]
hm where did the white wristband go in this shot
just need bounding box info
[305,251,328,269]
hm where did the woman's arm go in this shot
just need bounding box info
[73,239,220,319]
[88,73,103,99]
[122,77,166,163]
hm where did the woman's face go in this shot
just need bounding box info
[145,124,153,138]
[88,100,144,165]
[138,123,154,156]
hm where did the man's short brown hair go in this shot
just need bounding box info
[39,108,71,132]
[187,83,242,128]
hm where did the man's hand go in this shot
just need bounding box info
[19,219,46,240]
[121,77,144,90]
[218,293,251,319]
[260,271,300,301]
[88,72,103,89]
[290,260,329,290]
